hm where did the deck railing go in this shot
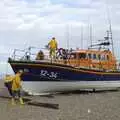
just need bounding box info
[11,46,50,61]
[10,47,120,71]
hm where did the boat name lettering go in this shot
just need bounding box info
[40,70,58,79]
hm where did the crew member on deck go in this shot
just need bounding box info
[62,49,68,64]
[48,37,58,59]
[11,70,24,105]
[36,50,44,60]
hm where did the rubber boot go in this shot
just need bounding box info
[19,98,24,105]
[11,98,16,105]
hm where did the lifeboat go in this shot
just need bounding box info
[8,30,120,94]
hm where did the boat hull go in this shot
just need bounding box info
[22,81,120,94]
[8,60,120,94]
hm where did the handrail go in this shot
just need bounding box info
[11,46,50,61]
[10,46,120,71]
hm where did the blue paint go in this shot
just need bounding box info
[9,61,120,82]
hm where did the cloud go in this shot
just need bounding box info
[0,0,120,62]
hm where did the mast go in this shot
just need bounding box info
[66,24,70,50]
[108,17,114,55]
[81,26,83,49]
[89,24,93,47]
[106,1,114,55]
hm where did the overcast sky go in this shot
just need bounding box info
[0,0,120,61]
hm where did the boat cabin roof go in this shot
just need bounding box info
[71,49,112,54]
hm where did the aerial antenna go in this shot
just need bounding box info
[87,15,93,49]
[66,24,70,50]
[106,1,114,55]
[89,24,93,47]
[81,26,83,49]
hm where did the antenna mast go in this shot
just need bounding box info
[108,16,114,55]
[90,24,93,47]
[106,2,114,55]
[66,24,70,50]
[81,26,83,49]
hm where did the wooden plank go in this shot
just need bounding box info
[27,101,59,109]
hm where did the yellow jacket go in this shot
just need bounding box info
[4,75,14,83]
[48,39,57,49]
[12,73,21,91]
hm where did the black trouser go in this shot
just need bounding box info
[4,82,13,96]
[12,89,21,98]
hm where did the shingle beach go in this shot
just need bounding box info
[0,80,120,120]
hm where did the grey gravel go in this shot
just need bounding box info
[0,80,120,120]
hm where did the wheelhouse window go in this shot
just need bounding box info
[106,55,109,60]
[101,54,105,60]
[88,53,92,59]
[93,54,97,60]
[70,53,76,59]
[98,54,101,60]
[79,53,86,59]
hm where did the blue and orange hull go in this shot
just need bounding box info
[8,60,120,93]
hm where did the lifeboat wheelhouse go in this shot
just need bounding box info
[68,49,116,71]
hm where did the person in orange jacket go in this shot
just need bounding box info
[11,70,24,105]
[48,37,58,59]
